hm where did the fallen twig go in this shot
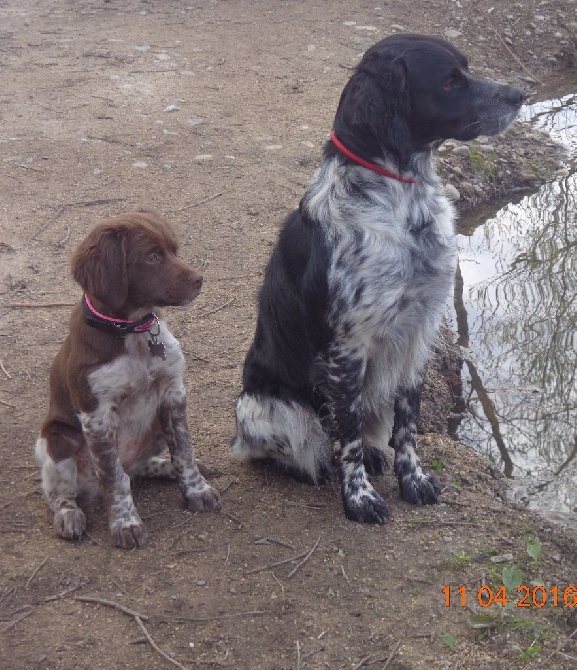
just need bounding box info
[484,11,544,85]
[164,610,265,623]
[0,360,11,379]
[41,584,83,603]
[73,596,149,621]
[245,547,311,575]
[1,608,33,633]
[0,586,16,605]
[544,627,577,664]
[383,640,402,670]
[352,655,374,670]
[4,302,76,309]
[0,399,16,409]
[135,615,191,670]
[175,192,224,211]
[198,298,234,319]
[287,536,321,579]
[25,557,48,589]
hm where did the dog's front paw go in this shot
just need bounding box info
[398,471,441,506]
[110,521,148,549]
[342,485,389,524]
[54,507,86,540]
[185,484,222,513]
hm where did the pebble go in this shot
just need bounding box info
[444,28,462,39]
[343,21,356,26]
[132,161,148,168]
[444,184,461,201]
[265,144,283,151]
[188,117,206,126]
[355,26,378,32]
[163,104,180,112]
[478,144,495,153]
[300,141,315,148]
[453,145,471,157]
[196,580,206,587]
[194,154,213,162]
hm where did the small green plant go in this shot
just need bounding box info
[525,537,542,563]
[452,480,461,490]
[428,459,444,470]
[513,641,542,662]
[502,565,524,598]
[442,633,456,649]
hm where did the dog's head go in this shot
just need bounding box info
[332,33,525,168]
[71,209,202,316]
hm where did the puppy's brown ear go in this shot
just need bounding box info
[71,225,128,311]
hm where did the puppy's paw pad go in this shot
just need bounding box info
[110,522,148,549]
[185,485,222,512]
[343,487,389,524]
[54,507,86,540]
[399,472,441,506]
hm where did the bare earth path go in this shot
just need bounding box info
[1,1,576,668]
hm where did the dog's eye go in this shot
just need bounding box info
[146,250,163,265]
[442,71,463,91]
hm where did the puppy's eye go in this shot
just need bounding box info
[146,250,163,265]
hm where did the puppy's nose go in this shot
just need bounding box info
[190,271,203,289]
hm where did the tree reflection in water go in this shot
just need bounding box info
[452,84,577,526]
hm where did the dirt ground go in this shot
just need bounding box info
[1,1,576,668]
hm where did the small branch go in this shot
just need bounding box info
[198,298,234,319]
[484,12,544,85]
[41,584,83,603]
[0,399,16,409]
[165,610,265,623]
[135,615,191,670]
[73,596,149,621]
[287,536,321,579]
[0,360,11,379]
[1,609,33,633]
[383,640,402,670]
[245,547,311,575]
[4,302,76,309]
[544,627,577,664]
[175,192,224,211]
[25,557,48,589]
[352,655,374,670]
[0,586,16,605]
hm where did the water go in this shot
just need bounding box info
[452,71,577,530]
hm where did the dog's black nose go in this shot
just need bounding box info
[190,272,203,289]
[509,86,526,106]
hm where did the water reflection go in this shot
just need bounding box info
[453,78,577,527]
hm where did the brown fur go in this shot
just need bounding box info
[36,209,220,549]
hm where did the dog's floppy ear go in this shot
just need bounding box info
[71,224,128,311]
[332,53,413,168]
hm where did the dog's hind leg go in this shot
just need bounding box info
[233,393,331,483]
[390,383,441,505]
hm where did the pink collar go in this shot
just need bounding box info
[82,294,157,338]
[330,131,417,184]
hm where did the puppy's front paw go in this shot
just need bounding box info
[342,485,389,524]
[110,521,148,549]
[398,471,441,506]
[54,507,86,540]
[185,484,222,513]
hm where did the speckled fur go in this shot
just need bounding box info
[36,210,221,548]
[233,34,524,523]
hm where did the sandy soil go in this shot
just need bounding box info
[1,1,576,669]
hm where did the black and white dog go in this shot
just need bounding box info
[233,34,524,523]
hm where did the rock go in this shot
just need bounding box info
[453,145,471,157]
[444,184,461,201]
[444,29,463,39]
[194,154,214,162]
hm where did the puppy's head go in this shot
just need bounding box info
[333,33,525,167]
[71,209,202,316]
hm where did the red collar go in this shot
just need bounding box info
[330,131,417,184]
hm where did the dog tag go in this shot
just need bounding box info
[148,336,166,360]
[147,316,166,360]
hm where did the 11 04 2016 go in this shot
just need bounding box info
[442,585,577,608]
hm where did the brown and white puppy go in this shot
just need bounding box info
[35,209,221,549]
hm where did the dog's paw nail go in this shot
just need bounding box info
[399,473,441,506]
[343,488,389,524]
[185,486,222,512]
[111,523,148,549]
[54,508,87,540]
